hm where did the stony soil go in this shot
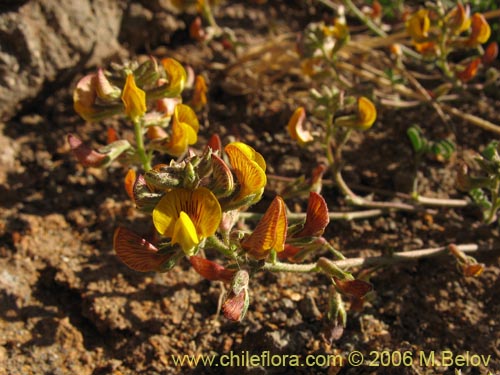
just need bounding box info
[0,1,499,374]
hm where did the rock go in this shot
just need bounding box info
[0,0,181,121]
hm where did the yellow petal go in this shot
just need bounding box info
[242,196,288,260]
[225,142,267,204]
[287,107,313,146]
[121,74,146,121]
[166,104,200,156]
[357,97,377,130]
[161,58,187,97]
[172,211,199,254]
[153,187,222,239]
[406,9,430,42]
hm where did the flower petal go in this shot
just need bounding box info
[406,9,430,42]
[189,256,235,282]
[357,97,377,129]
[468,13,491,45]
[67,134,107,167]
[73,74,97,121]
[153,187,222,240]
[242,196,288,259]
[334,277,373,298]
[121,73,146,121]
[172,211,199,254]
[124,169,136,201]
[225,142,267,204]
[287,107,313,146]
[161,58,187,97]
[166,104,200,156]
[113,227,170,272]
[295,192,329,237]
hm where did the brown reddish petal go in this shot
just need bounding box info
[67,134,107,167]
[107,128,119,144]
[222,290,247,322]
[207,134,222,153]
[189,256,236,282]
[482,42,498,65]
[462,263,484,277]
[113,227,171,272]
[295,192,329,237]
[456,58,481,82]
[277,243,302,262]
[333,277,373,299]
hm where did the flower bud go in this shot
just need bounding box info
[95,68,121,101]
[210,154,235,198]
[222,270,250,321]
[287,107,313,146]
[121,73,147,122]
[334,97,377,131]
[456,58,481,83]
[406,9,430,42]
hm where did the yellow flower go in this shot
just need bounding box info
[467,13,491,46]
[165,104,200,157]
[121,73,146,122]
[161,58,187,97]
[406,9,430,42]
[287,107,313,146]
[241,196,288,260]
[153,187,222,254]
[225,142,266,205]
[357,97,377,130]
[335,97,377,131]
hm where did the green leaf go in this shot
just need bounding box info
[430,139,455,160]
[406,125,427,154]
[469,188,492,209]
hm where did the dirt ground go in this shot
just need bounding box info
[1,1,499,374]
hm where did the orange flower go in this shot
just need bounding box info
[152,187,221,255]
[165,104,200,157]
[113,227,172,272]
[225,142,267,206]
[287,107,313,146]
[241,196,287,260]
[121,73,146,122]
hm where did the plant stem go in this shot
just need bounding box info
[261,243,492,275]
[133,118,151,171]
[238,209,385,222]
